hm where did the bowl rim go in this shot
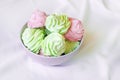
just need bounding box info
[20,24,84,59]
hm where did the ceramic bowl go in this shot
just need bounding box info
[20,24,83,66]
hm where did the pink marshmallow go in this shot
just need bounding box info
[64,18,84,41]
[27,10,47,28]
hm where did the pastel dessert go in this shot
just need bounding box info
[22,27,45,53]
[64,18,84,41]
[21,10,84,57]
[41,32,65,57]
[45,14,71,34]
[65,40,80,54]
[27,10,47,28]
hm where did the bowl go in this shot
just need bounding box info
[20,24,84,66]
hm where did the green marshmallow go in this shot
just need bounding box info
[65,40,80,54]
[41,32,66,57]
[45,14,71,34]
[22,27,45,54]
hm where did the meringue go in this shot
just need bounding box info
[64,18,84,41]
[65,40,80,54]
[27,10,47,28]
[22,27,45,53]
[41,32,66,56]
[45,14,71,34]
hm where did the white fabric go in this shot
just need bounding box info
[0,0,120,80]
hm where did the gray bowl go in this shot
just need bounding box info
[20,24,84,66]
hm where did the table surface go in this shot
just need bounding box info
[0,0,120,80]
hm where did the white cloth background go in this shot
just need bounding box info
[0,0,120,80]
